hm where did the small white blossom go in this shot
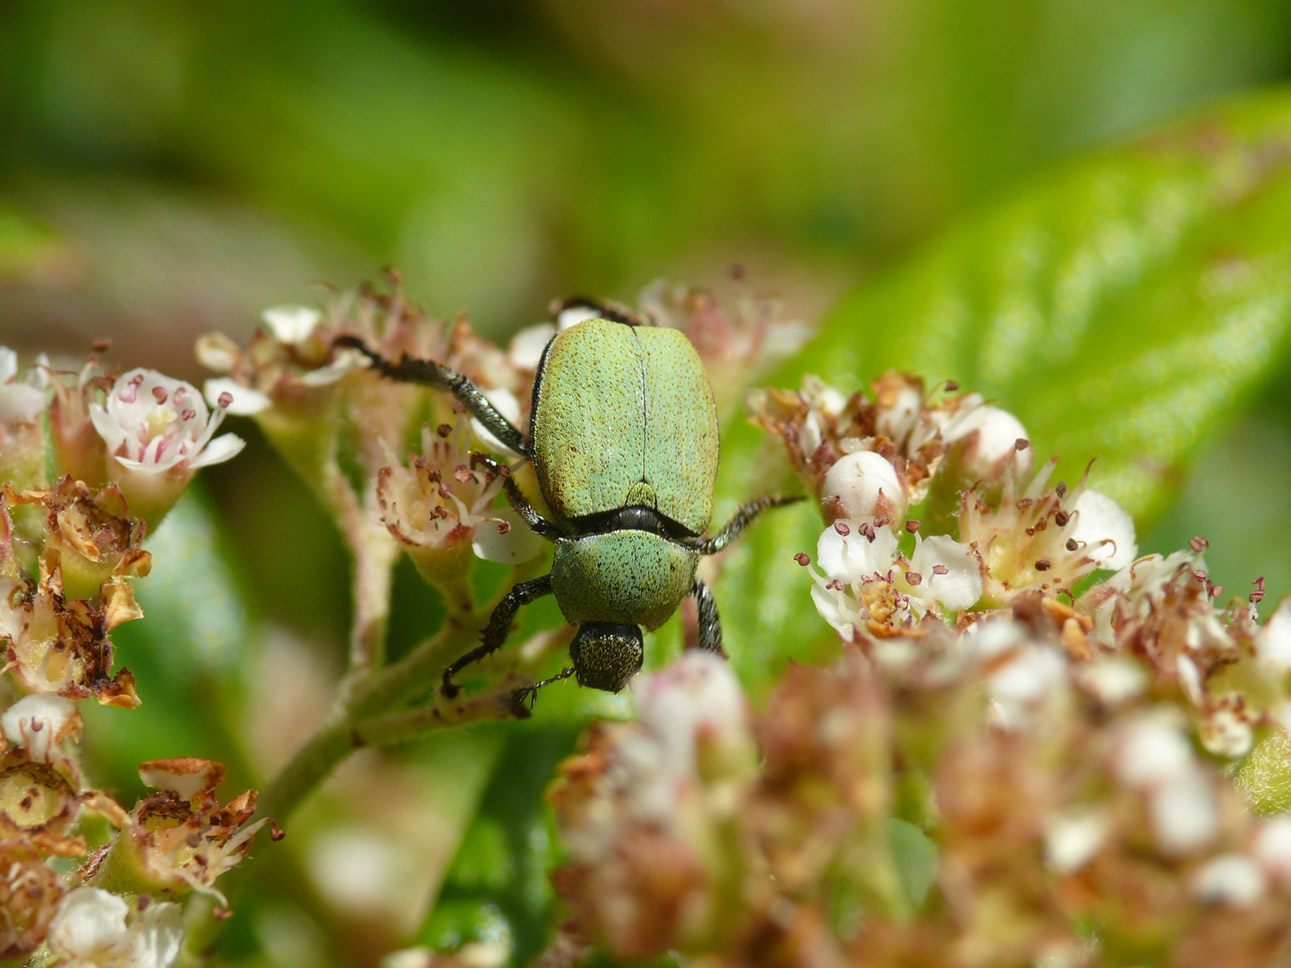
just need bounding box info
[91,369,245,473]
[470,386,525,458]
[631,650,748,782]
[811,525,981,636]
[1,694,81,764]
[1072,657,1148,707]
[1254,598,1291,669]
[260,305,361,387]
[0,347,48,423]
[1044,811,1108,872]
[46,888,182,968]
[508,324,556,370]
[261,305,322,344]
[938,400,1032,482]
[1192,853,1266,906]
[821,451,906,523]
[1252,816,1291,885]
[1114,713,1195,789]
[1150,771,1218,854]
[987,642,1067,729]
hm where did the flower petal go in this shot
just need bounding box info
[1072,489,1137,569]
[911,534,982,611]
[188,433,247,468]
[204,378,271,416]
[262,305,321,344]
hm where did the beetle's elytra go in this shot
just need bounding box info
[334,304,797,714]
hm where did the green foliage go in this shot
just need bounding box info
[796,92,1291,522]
[710,94,1291,705]
[418,726,578,964]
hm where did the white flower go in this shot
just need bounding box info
[470,386,525,458]
[47,888,182,968]
[632,650,748,780]
[1252,816,1291,885]
[261,305,321,344]
[1,694,81,764]
[1192,853,1266,907]
[1070,489,1137,570]
[91,369,245,473]
[1072,657,1147,707]
[810,524,981,636]
[821,451,907,523]
[1114,713,1195,789]
[938,399,1033,482]
[1150,771,1218,854]
[1254,598,1291,669]
[1044,811,1108,872]
[0,347,48,423]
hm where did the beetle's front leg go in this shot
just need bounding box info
[332,335,528,455]
[690,494,804,556]
[690,577,726,657]
[470,453,563,542]
[441,575,554,698]
[509,666,576,719]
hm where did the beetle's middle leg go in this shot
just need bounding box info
[690,495,804,556]
[690,577,726,657]
[442,575,554,698]
[470,453,563,542]
[332,335,528,455]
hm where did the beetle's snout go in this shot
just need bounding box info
[570,623,644,693]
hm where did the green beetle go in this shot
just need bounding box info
[335,302,796,710]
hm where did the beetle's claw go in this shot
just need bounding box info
[440,678,461,700]
[508,687,536,719]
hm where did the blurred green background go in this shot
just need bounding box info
[5,1,1291,964]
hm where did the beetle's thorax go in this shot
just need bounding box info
[550,529,699,632]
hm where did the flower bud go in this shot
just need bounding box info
[820,450,907,525]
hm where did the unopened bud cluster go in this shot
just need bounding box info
[543,372,1291,966]
[0,347,270,964]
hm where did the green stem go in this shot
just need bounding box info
[254,708,361,826]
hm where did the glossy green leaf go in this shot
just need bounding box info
[418,725,578,963]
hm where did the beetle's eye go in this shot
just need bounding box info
[570,623,644,693]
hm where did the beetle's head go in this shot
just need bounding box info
[569,623,644,692]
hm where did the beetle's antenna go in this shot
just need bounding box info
[688,494,805,555]
[510,666,576,718]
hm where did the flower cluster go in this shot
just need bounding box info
[550,630,1291,966]
[537,371,1291,966]
[0,347,268,964]
[751,371,1138,635]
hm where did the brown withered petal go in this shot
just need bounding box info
[0,839,66,960]
[138,758,226,801]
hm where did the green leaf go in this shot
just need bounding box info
[772,90,1291,523]
[888,818,938,913]
[418,725,579,963]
